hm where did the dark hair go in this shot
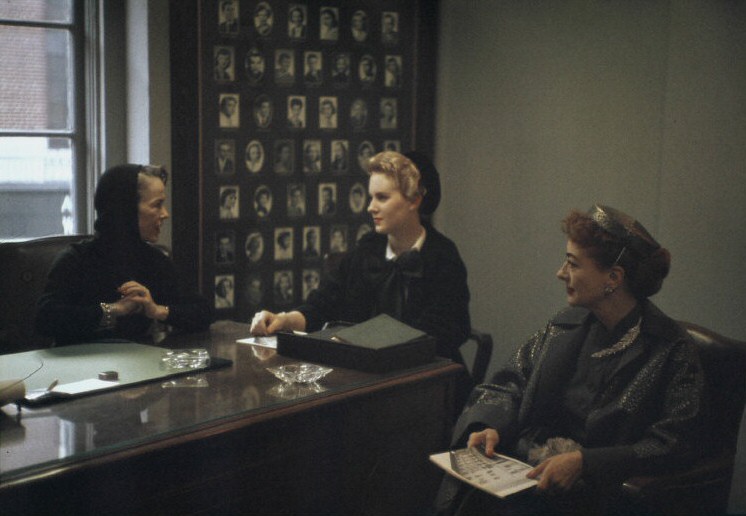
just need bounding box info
[562,209,671,299]
[220,188,237,205]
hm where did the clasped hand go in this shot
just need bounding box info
[113,281,167,320]
[250,310,305,335]
[467,428,583,492]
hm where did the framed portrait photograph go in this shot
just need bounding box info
[218,93,239,128]
[318,182,337,216]
[381,11,399,45]
[286,183,306,217]
[286,95,306,129]
[273,270,294,305]
[380,98,398,129]
[274,49,295,85]
[302,268,320,301]
[358,54,377,85]
[254,2,274,36]
[244,140,265,174]
[253,94,273,129]
[215,139,235,175]
[318,96,338,129]
[302,139,321,174]
[302,225,321,259]
[330,139,349,174]
[218,0,239,36]
[244,273,264,306]
[385,55,402,88]
[253,184,273,219]
[357,141,375,172]
[349,182,367,214]
[213,45,235,81]
[273,139,294,175]
[274,226,294,261]
[329,224,348,253]
[245,231,265,263]
[288,4,307,39]
[215,230,236,264]
[303,51,323,86]
[214,274,235,309]
[350,98,368,130]
[356,223,373,242]
[350,10,369,42]
[331,53,351,86]
[319,7,339,41]
[244,47,266,85]
[219,185,239,219]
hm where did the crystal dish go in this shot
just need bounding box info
[266,363,333,384]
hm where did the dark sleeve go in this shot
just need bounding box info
[35,248,106,343]
[410,239,471,360]
[449,325,547,448]
[151,252,214,333]
[582,339,706,481]
[296,251,354,331]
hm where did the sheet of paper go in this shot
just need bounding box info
[236,336,277,349]
[54,378,120,395]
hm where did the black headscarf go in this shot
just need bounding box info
[403,150,441,222]
[91,164,153,283]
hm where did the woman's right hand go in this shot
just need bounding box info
[467,428,500,457]
[250,310,306,335]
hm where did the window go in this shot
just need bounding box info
[0,0,88,239]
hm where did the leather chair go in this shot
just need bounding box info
[0,235,90,354]
[321,251,493,384]
[622,321,746,515]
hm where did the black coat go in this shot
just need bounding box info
[452,300,705,480]
[297,227,471,362]
[36,239,213,345]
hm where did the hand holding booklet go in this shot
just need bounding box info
[430,447,537,499]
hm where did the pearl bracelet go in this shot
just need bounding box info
[100,302,115,328]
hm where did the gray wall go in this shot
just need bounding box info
[435,1,746,512]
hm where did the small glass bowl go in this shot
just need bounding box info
[161,348,211,369]
[266,363,333,384]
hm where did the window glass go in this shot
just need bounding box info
[0,0,72,24]
[0,26,72,131]
[0,137,73,239]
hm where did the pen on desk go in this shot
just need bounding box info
[47,379,59,392]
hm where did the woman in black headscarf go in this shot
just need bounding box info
[250,151,471,366]
[36,164,213,345]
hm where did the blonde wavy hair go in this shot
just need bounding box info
[366,151,424,203]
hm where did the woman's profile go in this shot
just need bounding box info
[36,164,213,345]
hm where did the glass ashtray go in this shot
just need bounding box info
[266,363,333,384]
[161,348,210,369]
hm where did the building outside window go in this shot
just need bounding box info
[0,0,88,240]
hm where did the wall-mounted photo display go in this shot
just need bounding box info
[177,0,433,317]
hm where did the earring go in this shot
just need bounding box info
[604,285,616,295]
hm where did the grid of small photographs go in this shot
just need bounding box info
[206,0,412,317]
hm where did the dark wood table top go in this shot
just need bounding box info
[0,320,461,488]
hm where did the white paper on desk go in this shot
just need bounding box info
[236,336,277,348]
[53,378,120,395]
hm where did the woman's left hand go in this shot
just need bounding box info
[526,450,583,492]
[118,281,168,321]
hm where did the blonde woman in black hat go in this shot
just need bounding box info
[436,205,705,516]
[251,151,471,367]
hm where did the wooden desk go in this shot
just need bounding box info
[0,321,461,515]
